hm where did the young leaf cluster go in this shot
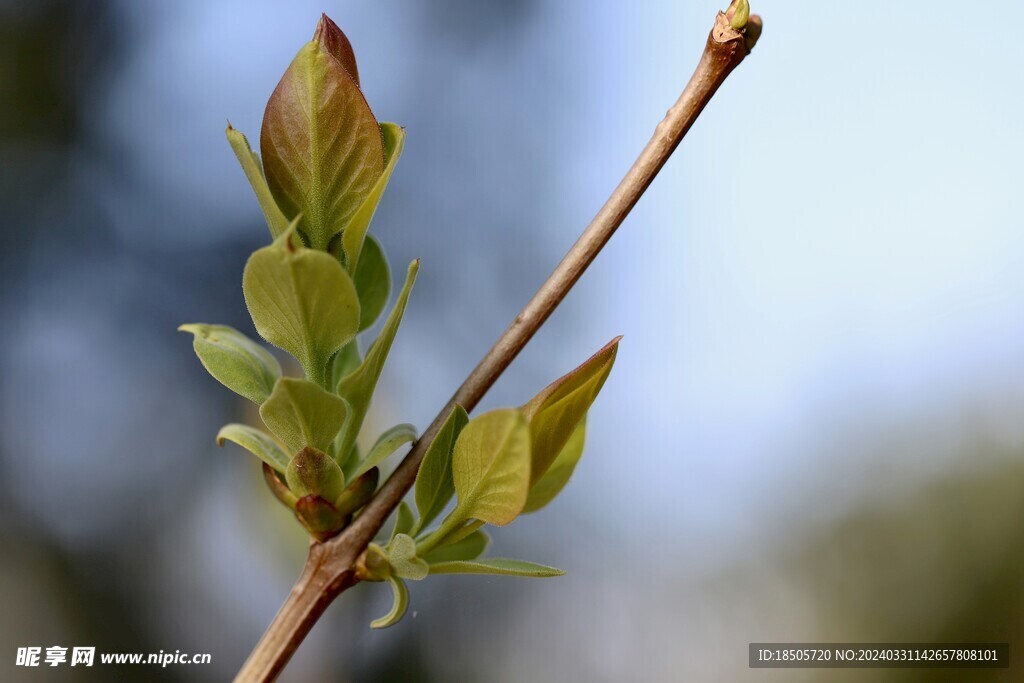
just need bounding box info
[358,339,619,628]
[181,15,412,542]
[181,13,622,628]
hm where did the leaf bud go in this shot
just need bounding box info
[294,495,347,542]
[286,446,345,502]
[335,467,379,516]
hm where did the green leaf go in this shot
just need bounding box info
[243,228,360,384]
[390,501,415,542]
[451,409,532,526]
[336,260,419,457]
[225,125,290,238]
[422,529,489,564]
[179,324,281,404]
[353,234,390,331]
[328,341,361,398]
[523,417,586,514]
[430,519,485,548]
[216,423,290,473]
[342,122,406,272]
[260,34,384,251]
[428,558,564,578]
[412,405,469,535]
[330,401,354,472]
[522,337,619,484]
[259,377,349,454]
[370,576,408,629]
[338,437,360,480]
[286,446,345,501]
[327,386,356,474]
[352,423,416,480]
[387,533,429,581]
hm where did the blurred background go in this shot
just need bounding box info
[2,0,1023,681]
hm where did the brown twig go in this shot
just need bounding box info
[234,6,760,682]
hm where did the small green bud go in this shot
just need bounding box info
[726,0,750,29]
[357,543,392,581]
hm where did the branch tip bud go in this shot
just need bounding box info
[726,0,750,29]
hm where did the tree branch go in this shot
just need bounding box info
[234,6,760,682]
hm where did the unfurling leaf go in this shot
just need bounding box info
[413,405,469,535]
[451,409,531,526]
[260,377,348,454]
[523,417,586,513]
[428,558,564,578]
[286,446,345,502]
[263,463,298,508]
[370,576,408,629]
[353,235,390,331]
[179,324,280,404]
[522,337,618,484]
[361,543,392,580]
[243,228,360,384]
[342,122,406,272]
[387,533,429,581]
[294,495,345,541]
[313,14,359,86]
[422,529,489,564]
[225,125,290,238]
[336,260,419,457]
[390,501,416,541]
[335,467,378,516]
[216,423,290,473]
[260,23,383,251]
[351,423,416,480]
